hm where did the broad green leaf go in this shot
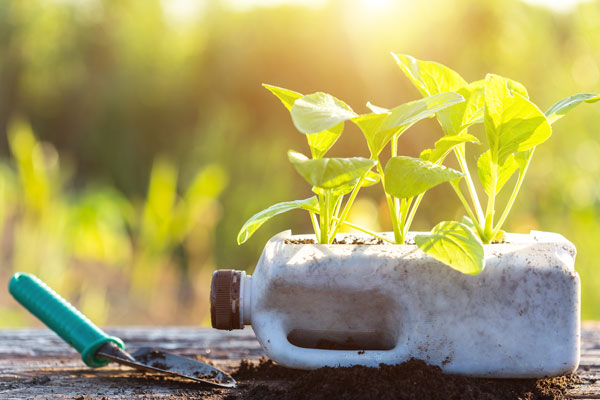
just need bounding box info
[263,84,342,158]
[263,84,302,110]
[459,80,485,128]
[392,53,474,135]
[514,149,532,171]
[392,54,493,136]
[434,83,482,136]
[333,170,380,192]
[477,150,519,195]
[362,170,380,187]
[383,92,464,131]
[306,124,343,159]
[237,197,319,244]
[461,75,527,132]
[437,78,490,135]
[460,215,475,228]
[545,93,600,124]
[507,78,529,98]
[351,112,395,158]
[427,80,487,136]
[392,55,526,136]
[415,221,485,275]
[384,156,463,199]
[312,171,380,196]
[291,92,358,134]
[484,74,551,165]
[366,102,389,114]
[392,53,467,97]
[420,134,479,162]
[288,151,376,190]
[353,92,464,157]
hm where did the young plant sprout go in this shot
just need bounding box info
[237,54,599,276]
[237,84,464,245]
[393,54,599,270]
[352,94,467,246]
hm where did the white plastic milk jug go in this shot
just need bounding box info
[210,230,580,378]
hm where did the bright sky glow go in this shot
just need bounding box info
[48,0,593,14]
[224,0,591,13]
[161,0,207,26]
[357,0,394,13]
[520,0,592,12]
[225,0,326,11]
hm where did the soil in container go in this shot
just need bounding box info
[227,357,580,400]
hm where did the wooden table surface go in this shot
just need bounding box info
[1,323,599,399]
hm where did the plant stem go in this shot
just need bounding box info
[377,160,402,243]
[400,198,409,225]
[333,194,343,219]
[387,194,402,243]
[330,174,366,239]
[455,144,485,224]
[391,139,401,218]
[492,149,535,237]
[331,194,343,233]
[327,190,336,243]
[331,217,395,244]
[309,211,320,239]
[403,193,424,238]
[450,180,486,239]
[318,194,328,244]
[397,197,410,243]
[483,162,498,243]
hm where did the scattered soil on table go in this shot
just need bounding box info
[135,349,166,364]
[13,357,581,399]
[150,361,169,369]
[226,357,581,400]
[29,375,51,385]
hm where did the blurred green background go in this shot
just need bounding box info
[1,0,599,326]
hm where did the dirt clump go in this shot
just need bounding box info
[227,357,581,400]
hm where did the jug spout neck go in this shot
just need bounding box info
[242,273,252,326]
[210,269,252,330]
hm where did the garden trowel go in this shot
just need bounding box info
[8,272,236,388]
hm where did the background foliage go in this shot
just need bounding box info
[1,0,599,325]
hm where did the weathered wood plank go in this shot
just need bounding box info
[0,327,262,360]
[0,327,262,399]
[1,324,600,398]
[0,360,244,399]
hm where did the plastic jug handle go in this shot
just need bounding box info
[257,319,405,369]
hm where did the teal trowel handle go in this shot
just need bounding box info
[8,272,124,368]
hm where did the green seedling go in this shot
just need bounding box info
[352,88,484,274]
[238,84,464,245]
[393,53,599,271]
[237,85,377,245]
[352,95,469,248]
[237,53,598,277]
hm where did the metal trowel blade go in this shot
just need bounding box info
[130,347,236,388]
[97,343,236,388]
